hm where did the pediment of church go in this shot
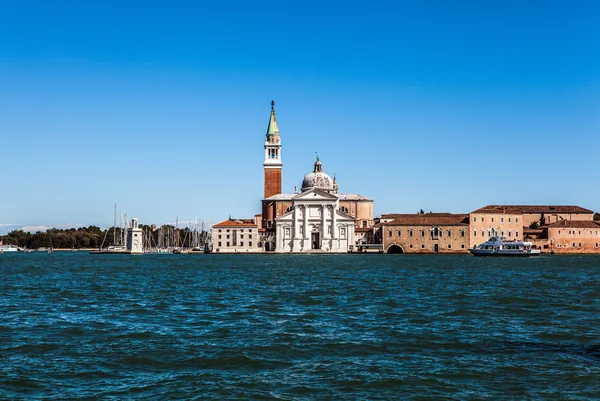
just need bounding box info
[293,187,339,202]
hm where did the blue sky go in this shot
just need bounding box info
[1,0,598,233]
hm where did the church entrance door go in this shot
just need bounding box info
[311,232,320,250]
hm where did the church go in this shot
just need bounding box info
[258,101,374,253]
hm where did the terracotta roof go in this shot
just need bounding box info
[263,193,295,201]
[381,212,456,220]
[546,220,600,229]
[381,214,469,227]
[338,194,373,201]
[213,219,257,228]
[471,205,594,214]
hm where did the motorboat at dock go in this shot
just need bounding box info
[469,236,541,257]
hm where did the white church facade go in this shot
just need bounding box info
[274,186,356,253]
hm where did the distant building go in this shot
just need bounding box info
[380,213,470,254]
[545,220,600,253]
[211,219,261,253]
[469,205,594,248]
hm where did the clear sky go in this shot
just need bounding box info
[1,0,599,233]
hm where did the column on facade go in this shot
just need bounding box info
[321,205,327,239]
[303,205,309,239]
[292,205,298,239]
[276,223,282,250]
[332,205,337,238]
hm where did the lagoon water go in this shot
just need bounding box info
[1,253,599,400]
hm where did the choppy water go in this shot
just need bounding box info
[1,253,600,400]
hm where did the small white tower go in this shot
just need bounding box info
[127,218,143,254]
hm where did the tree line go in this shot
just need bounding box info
[0,225,210,250]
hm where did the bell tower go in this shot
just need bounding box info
[264,100,282,199]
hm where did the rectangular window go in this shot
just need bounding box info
[421,230,425,237]
[240,234,244,239]
[218,242,221,247]
[473,217,476,222]
[240,242,244,247]
[362,221,367,228]
[516,218,519,223]
[249,241,253,247]
[516,231,519,237]
[508,218,511,223]
[461,230,465,237]
[448,244,452,249]
[218,229,222,233]
[508,231,512,237]
[227,242,230,247]
[481,230,484,237]
[572,242,576,247]
[491,217,494,223]
[388,230,392,237]
[501,217,504,223]
[482,217,485,223]
[218,235,221,239]
[579,243,582,247]
[249,234,252,239]
[474,230,477,237]
[397,229,402,236]
[409,229,413,237]
[461,244,465,249]
[596,243,599,248]
[447,229,452,237]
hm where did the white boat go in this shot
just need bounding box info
[469,236,541,257]
[0,244,21,252]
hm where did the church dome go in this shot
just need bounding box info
[301,157,334,193]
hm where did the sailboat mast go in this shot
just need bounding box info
[113,203,117,246]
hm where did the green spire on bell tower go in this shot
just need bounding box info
[266,100,279,136]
